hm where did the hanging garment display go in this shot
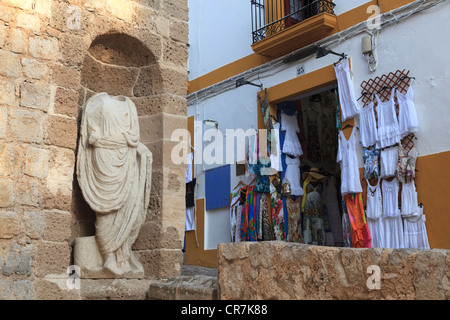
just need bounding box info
[344,193,372,248]
[230,195,242,242]
[334,58,360,122]
[185,153,195,231]
[286,196,303,243]
[255,158,271,194]
[341,197,353,247]
[401,180,419,217]
[397,139,418,183]
[365,178,385,248]
[322,176,344,246]
[241,186,257,242]
[375,88,400,149]
[403,206,429,250]
[358,102,378,148]
[363,147,380,180]
[270,122,283,172]
[284,155,303,196]
[260,194,274,241]
[382,178,404,249]
[380,146,399,178]
[397,82,418,138]
[337,127,362,195]
[271,189,286,241]
[302,179,326,246]
[258,89,274,154]
[280,110,303,157]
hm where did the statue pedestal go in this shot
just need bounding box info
[74,236,144,279]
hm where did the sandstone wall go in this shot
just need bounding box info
[218,241,450,300]
[0,0,188,299]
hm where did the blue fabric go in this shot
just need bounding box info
[205,165,231,210]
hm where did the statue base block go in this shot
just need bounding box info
[74,236,144,279]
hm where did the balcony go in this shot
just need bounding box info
[251,0,337,58]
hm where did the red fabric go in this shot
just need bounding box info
[344,193,372,248]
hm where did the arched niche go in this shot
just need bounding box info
[73,32,161,238]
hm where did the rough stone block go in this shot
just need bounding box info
[3,0,34,10]
[11,280,34,300]
[10,29,26,54]
[29,36,58,60]
[45,115,78,149]
[16,12,41,32]
[2,243,33,276]
[0,211,18,239]
[20,82,51,111]
[34,241,71,277]
[0,143,24,177]
[81,54,139,96]
[51,63,81,90]
[163,0,189,21]
[80,279,153,300]
[15,176,41,207]
[139,112,187,143]
[34,0,52,17]
[0,50,21,78]
[43,210,72,242]
[0,5,15,23]
[0,25,6,47]
[24,146,49,179]
[0,279,11,300]
[54,87,79,117]
[0,79,15,106]
[0,178,14,208]
[10,108,44,143]
[0,108,6,138]
[22,211,45,240]
[170,20,188,43]
[160,66,188,96]
[162,40,188,68]
[133,221,183,251]
[136,248,183,280]
[59,34,89,67]
[22,58,49,80]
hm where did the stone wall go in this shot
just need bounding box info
[0,0,188,299]
[218,241,450,300]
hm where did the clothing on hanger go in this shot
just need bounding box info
[358,101,378,148]
[280,110,303,157]
[376,88,400,149]
[334,58,360,122]
[337,126,362,195]
[365,178,385,248]
[382,178,405,249]
[403,206,429,250]
[363,147,380,180]
[397,81,418,138]
[380,146,399,178]
[397,139,418,183]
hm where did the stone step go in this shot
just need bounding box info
[148,275,218,300]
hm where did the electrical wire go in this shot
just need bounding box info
[187,0,448,106]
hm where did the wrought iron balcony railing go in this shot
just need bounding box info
[251,0,336,44]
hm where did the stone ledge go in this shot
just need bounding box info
[148,275,218,300]
[80,279,155,300]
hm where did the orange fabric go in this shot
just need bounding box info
[344,193,372,248]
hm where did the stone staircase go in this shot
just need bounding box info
[147,264,218,300]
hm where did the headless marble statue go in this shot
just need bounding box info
[76,92,152,278]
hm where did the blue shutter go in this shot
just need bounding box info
[205,165,230,210]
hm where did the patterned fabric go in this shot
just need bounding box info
[302,183,326,246]
[344,193,372,248]
[241,186,257,242]
[287,197,303,243]
[363,147,380,180]
[255,158,271,194]
[261,194,274,241]
[341,197,352,247]
[397,142,417,183]
[271,191,286,241]
[306,117,321,163]
[258,90,273,154]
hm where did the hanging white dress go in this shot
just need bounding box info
[401,180,419,218]
[358,102,378,148]
[376,89,400,149]
[280,111,303,157]
[270,122,283,172]
[382,178,404,249]
[334,58,360,122]
[365,178,385,248]
[185,152,195,231]
[337,127,362,195]
[397,82,418,138]
[284,155,303,196]
[403,206,430,249]
[380,146,398,178]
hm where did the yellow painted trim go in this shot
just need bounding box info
[184,198,218,269]
[188,0,417,95]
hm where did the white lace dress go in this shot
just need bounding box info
[280,111,303,157]
[337,127,362,195]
